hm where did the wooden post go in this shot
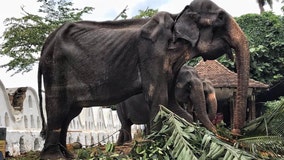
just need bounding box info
[0,127,6,159]
[247,94,256,121]
[251,94,256,120]
[229,92,236,128]
[247,96,252,121]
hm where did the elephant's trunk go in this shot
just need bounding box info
[227,17,250,135]
[191,81,216,133]
[206,92,218,122]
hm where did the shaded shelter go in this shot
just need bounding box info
[256,78,284,102]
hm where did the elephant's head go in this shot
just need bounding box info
[174,0,250,134]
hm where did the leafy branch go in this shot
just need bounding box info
[132,105,256,160]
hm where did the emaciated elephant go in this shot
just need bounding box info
[116,65,217,145]
[38,0,249,159]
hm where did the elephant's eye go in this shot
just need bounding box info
[176,82,183,88]
[186,83,192,91]
[218,12,224,21]
[213,11,226,27]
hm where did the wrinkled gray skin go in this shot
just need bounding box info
[38,0,249,159]
[116,65,217,145]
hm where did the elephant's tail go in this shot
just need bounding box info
[38,61,47,139]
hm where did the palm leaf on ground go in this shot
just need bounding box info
[238,101,284,158]
[134,106,256,160]
[242,101,284,137]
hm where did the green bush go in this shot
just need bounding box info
[235,12,284,85]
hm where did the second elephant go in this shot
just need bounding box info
[116,65,217,145]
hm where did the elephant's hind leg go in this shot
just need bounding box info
[40,96,70,159]
[40,130,65,160]
[116,125,132,145]
[59,106,83,159]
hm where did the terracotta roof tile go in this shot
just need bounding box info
[194,60,269,88]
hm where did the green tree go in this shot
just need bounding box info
[0,0,93,74]
[133,8,158,19]
[235,12,284,85]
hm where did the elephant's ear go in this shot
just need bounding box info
[141,12,174,42]
[174,6,200,47]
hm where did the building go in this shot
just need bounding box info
[0,79,122,156]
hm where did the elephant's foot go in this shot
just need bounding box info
[116,129,132,146]
[60,144,76,159]
[116,135,124,146]
[40,144,66,160]
[40,143,75,160]
[116,130,125,146]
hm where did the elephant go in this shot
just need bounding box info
[38,0,249,159]
[175,65,217,123]
[116,65,218,145]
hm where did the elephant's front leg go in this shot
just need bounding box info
[147,82,168,131]
[139,58,169,131]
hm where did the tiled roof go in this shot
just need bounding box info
[194,60,269,88]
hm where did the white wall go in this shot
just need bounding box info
[0,79,128,157]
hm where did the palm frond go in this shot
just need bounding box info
[142,105,256,160]
[242,101,284,137]
[240,101,284,158]
[237,136,284,159]
[257,0,273,8]
[148,106,200,159]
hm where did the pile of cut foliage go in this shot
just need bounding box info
[88,102,284,160]
[7,101,284,159]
